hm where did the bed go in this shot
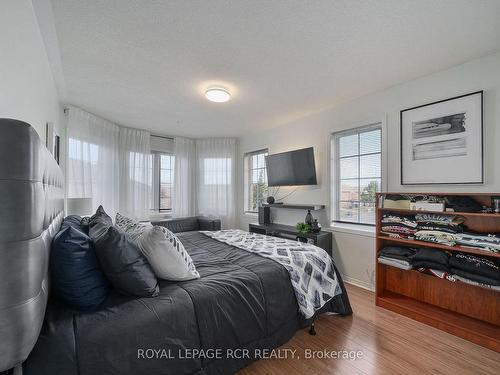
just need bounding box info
[0,119,64,373]
[25,230,351,375]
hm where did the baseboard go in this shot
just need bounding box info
[342,275,374,292]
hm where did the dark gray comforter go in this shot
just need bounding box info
[26,232,351,375]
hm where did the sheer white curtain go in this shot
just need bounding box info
[67,106,152,219]
[196,138,237,228]
[119,127,152,220]
[172,137,196,217]
[67,106,120,217]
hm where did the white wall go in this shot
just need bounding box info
[0,0,63,142]
[238,52,500,291]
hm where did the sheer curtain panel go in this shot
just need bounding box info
[119,127,152,220]
[67,106,120,217]
[196,138,237,228]
[67,106,152,219]
[172,137,196,217]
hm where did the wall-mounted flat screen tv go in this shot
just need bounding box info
[265,147,317,187]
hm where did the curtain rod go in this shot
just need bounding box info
[151,134,174,140]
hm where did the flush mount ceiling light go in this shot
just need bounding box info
[205,87,231,103]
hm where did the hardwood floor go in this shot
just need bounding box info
[238,283,500,375]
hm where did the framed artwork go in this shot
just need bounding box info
[46,122,60,164]
[400,91,483,185]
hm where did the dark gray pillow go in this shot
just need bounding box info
[93,225,159,297]
[80,216,91,234]
[88,205,113,241]
[88,206,159,297]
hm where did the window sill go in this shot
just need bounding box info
[328,222,375,238]
[243,211,258,217]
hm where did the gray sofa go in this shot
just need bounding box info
[151,216,221,233]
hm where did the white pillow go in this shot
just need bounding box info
[137,226,200,281]
[115,213,199,281]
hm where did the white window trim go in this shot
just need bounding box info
[243,148,269,213]
[329,117,387,229]
[328,222,376,238]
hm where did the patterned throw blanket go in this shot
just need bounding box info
[200,229,342,318]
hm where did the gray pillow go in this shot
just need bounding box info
[115,212,151,241]
[116,213,199,281]
[136,226,200,281]
[88,205,113,241]
[90,206,159,297]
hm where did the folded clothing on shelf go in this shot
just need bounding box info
[413,213,465,246]
[378,256,412,270]
[377,246,416,270]
[444,196,483,213]
[454,232,500,253]
[381,214,417,228]
[453,274,500,291]
[379,246,417,261]
[412,247,450,271]
[414,213,465,228]
[449,252,500,286]
[380,224,417,237]
[380,213,468,247]
[452,269,500,286]
[381,214,418,238]
[378,246,452,272]
[415,264,499,292]
[414,230,456,247]
[416,268,455,281]
[416,223,461,234]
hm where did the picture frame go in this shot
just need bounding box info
[400,91,483,185]
[46,122,60,165]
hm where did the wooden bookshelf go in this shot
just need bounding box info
[375,192,500,352]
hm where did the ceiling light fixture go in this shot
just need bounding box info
[205,87,231,103]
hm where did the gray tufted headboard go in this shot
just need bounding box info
[0,119,64,372]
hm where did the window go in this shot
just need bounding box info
[151,152,175,212]
[244,149,269,212]
[332,124,382,225]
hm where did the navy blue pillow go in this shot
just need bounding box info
[51,226,109,310]
[60,215,88,235]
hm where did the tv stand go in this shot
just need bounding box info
[262,203,325,210]
[249,223,332,256]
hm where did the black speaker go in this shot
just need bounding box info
[258,206,271,225]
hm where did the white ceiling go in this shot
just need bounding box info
[46,0,500,137]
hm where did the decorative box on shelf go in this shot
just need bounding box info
[409,201,445,212]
